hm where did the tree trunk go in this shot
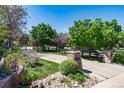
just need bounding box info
[103,50,113,63]
[89,48,91,57]
[37,43,39,52]
[42,45,45,52]
[81,51,84,57]
[8,37,13,52]
[56,44,58,52]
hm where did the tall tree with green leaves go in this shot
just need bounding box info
[31,23,57,51]
[69,18,122,62]
[118,31,124,48]
[69,19,95,56]
[102,19,122,49]
[69,19,92,49]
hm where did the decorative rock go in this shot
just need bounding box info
[30,72,106,88]
[16,64,24,75]
[103,50,113,64]
[30,80,44,88]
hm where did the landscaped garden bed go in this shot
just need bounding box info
[30,71,106,88]
[29,60,106,88]
[13,52,59,88]
[0,48,107,88]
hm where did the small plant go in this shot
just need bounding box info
[60,77,71,87]
[47,79,52,85]
[59,60,78,75]
[13,47,22,53]
[68,70,88,85]
[0,48,8,57]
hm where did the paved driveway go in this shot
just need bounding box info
[26,50,67,64]
[92,72,124,88]
[26,50,124,87]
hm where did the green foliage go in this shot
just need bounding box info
[69,18,122,50]
[5,50,24,71]
[59,60,88,85]
[19,34,29,46]
[17,57,59,87]
[60,77,71,87]
[0,63,12,75]
[68,70,89,84]
[12,47,22,53]
[0,24,7,46]
[118,31,124,47]
[0,6,28,50]
[31,23,57,51]
[114,50,124,64]
[0,47,8,57]
[59,60,78,75]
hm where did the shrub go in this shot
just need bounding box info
[60,77,71,87]
[114,50,124,64]
[59,60,78,75]
[5,51,25,70]
[0,48,8,57]
[13,47,22,53]
[0,64,12,77]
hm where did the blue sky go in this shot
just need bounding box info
[24,5,124,33]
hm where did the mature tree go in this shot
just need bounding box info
[101,19,122,63]
[19,33,29,46]
[31,23,57,51]
[54,32,68,52]
[69,19,93,55]
[69,18,122,63]
[118,31,124,48]
[102,19,122,49]
[0,5,28,51]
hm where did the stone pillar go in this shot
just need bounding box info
[103,50,113,64]
[67,51,82,69]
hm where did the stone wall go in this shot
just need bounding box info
[0,72,16,88]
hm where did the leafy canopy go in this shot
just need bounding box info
[31,23,57,48]
[69,18,122,50]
